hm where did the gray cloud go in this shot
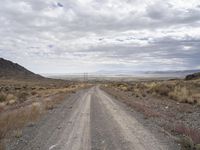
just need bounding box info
[0,0,200,73]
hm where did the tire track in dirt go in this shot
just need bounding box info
[48,90,92,150]
[95,86,170,150]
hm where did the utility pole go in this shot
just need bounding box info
[83,72,88,82]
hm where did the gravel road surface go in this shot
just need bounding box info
[7,86,179,150]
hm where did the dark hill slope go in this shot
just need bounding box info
[185,72,200,80]
[0,58,43,79]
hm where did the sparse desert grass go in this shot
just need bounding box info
[109,79,200,106]
[0,93,70,143]
[0,101,43,149]
[0,102,43,138]
[103,85,160,118]
[44,93,66,110]
[0,79,91,149]
[0,79,90,106]
[128,102,160,118]
[104,80,200,150]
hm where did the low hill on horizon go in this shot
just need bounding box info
[185,72,200,80]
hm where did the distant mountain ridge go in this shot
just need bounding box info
[93,69,200,78]
[95,69,200,75]
[0,58,43,79]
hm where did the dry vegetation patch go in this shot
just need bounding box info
[111,79,200,105]
[102,78,200,149]
[0,79,91,149]
[0,102,43,142]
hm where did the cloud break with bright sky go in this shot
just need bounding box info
[0,0,200,73]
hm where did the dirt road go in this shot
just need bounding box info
[7,86,179,150]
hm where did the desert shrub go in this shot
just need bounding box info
[119,85,128,91]
[135,94,140,98]
[17,92,29,102]
[0,93,6,102]
[71,85,76,88]
[126,85,134,92]
[175,124,200,144]
[192,94,200,106]
[8,100,16,105]
[6,94,15,101]
[150,83,172,96]
[38,87,46,90]
[135,83,147,90]
[142,93,146,97]
[145,82,157,89]
[31,91,37,95]
[14,87,22,90]
[169,85,192,103]
[6,94,17,105]
[180,136,194,150]
[31,87,36,90]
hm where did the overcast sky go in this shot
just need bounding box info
[0,0,200,74]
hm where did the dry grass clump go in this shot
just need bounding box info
[29,102,43,121]
[13,129,22,138]
[0,102,43,140]
[45,100,54,110]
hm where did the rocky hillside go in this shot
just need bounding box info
[185,72,200,80]
[0,58,43,79]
